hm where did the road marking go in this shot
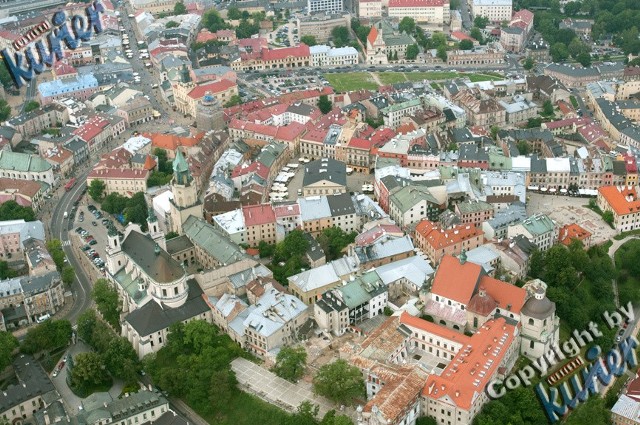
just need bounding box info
[62,240,71,247]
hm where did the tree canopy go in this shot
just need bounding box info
[405,44,420,60]
[69,352,111,393]
[0,331,18,372]
[20,320,72,354]
[0,99,10,122]
[269,229,310,284]
[399,17,416,34]
[24,101,40,113]
[313,359,365,405]
[92,279,121,331]
[88,179,106,201]
[459,39,474,50]
[317,227,356,261]
[301,35,318,46]
[317,95,332,114]
[173,1,186,15]
[331,26,350,48]
[473,16,489,29]
[0,200,35,221]
[202,9,229,32]
[272,346,307,382]
[101,192,150,231]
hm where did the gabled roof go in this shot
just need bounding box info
[430,255,483,304]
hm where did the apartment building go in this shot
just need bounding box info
[447,45,504,66]
[314,270,387,335]
[87,168,148,197]
[388,0,451,24]
[302,158,347,196]
[454,200,494,226]
[358,0,382,17]
[173,79,238,117]
[6,103,69,138]
[413,220,484,265]
[507,213,557,251]
[308,0,344,14]
[388,185,441,228]
[288,256,359,305]
[471,0,512,22]
[309,45,359,67]
[0,152,54,189]
[242,204,277,246]
[297,13,351,44]
[37,74,99,104]
[231,44,311,72]
[597,185,640,233]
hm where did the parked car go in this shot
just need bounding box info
[89,240,97,245]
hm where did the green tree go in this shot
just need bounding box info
[416,418,437,425]
[173,1,186,15]
[321,410,354,425]
[103,337,139,382]
[602,210,614,226]
[92,279,120,330]
[0,200,35,221]
[62,265,75,286]
[568,38,590,59]
[436,45,448,62]
[356,26,370,45]
[46,239,66,271]
[166,231,179,240]
[317,227,357,261]
[405,44,420,60]
[227,7,242,20]
[288,401,319,425]
[20,320,72,354]
[202,9,229,32]
[526,117,543,128]
[101,192,128,214]
[236,19,260,39]
[70,352,110,390]
[393,51,398,61]
[542,100,554,116]
[474,16,489,29]
[0,261,16,279]
[317,95,332,114]
[272,346,307,382]
[313,359,365,405]
[24,100,40,113]
[550,42,570,62]
[224,95,242,107]
[0,99,10,122]
[516,140,531,155]
[0,61,11,88]
[165,20,179,29]
[0,331,18,372]
[147,171,173,187]
[430,32,447,48]
[208,369,237,412]
[331,26,350,47]
[77,309,98,344]
[470,27,483,43]
[399,17,416,34]
[258,240,275,258]
[88,179,106,201]
[301,35,317,46]
[576,52,592,67]
[459,39,474,50]
[523,57,535,70]
[125,192,150,231]
[564,395,611,425]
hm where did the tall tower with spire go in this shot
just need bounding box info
[169,149,202,234]
[147,206,166,250]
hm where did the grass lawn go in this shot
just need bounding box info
[376,72,408,85]
[404,71,459,81]
[201,390,292,425]
[570,95,579,108]
[322,72,377,92]
[467,73,505,82]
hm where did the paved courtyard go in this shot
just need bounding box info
[231,358,336,417]
[526,193,616,245]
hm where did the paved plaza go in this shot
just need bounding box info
[231,358,335,417]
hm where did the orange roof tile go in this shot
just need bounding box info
[145,132,204,151]
[242,203,275,227]
[478,276,526,314]
[430,255,482,305]
[598,186,640,216]
[143,154,156,170]
[188,79,236,100]
[400,312,470,344]
[415,220,484,250]
[558,223,592,246]
[424,318,517,410]
[367,26,378,46]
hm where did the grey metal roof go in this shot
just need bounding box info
[183,216,245,266]
[124,279,210,337]
[122,231,185,284]
[0,354,56,413]
[327,193,355,217]
[303,158,347,187]
[165,235,194,254]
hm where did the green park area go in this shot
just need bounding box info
[323,71,505,92]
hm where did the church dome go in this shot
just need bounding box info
[522,287,555,319]
[467,286,497,316]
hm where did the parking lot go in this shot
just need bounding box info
[526,193,616,245]
[266,20,299,48]
[69,202,125,278]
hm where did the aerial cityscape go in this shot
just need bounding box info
[0,0,639,423]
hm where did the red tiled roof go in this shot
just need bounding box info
[415,221,484,250]
[143,155,156,170]
[400,312,469,344]
[242,204,276,227]
[348,137,375,150]
[478,275,526,314]
[145,132,204,151]
[355,224,403,246]
[188,79,236,100]
[512,9,534,25]
[44,147,73,164]
[73,116,110,142]
[367,26,378,46]
[273,203,300,218]
[450,31,475,42]
[370,128,397,147]
[430,255,482,304]
[196,29,217,43]
[424,318,517,410]
[598,186,640,215]
[276,121,307,141]
[559,223,592,246]
[0,178,42,198]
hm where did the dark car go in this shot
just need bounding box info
[92,221,98,226]
[81,245,91,251]
[89,240,97,245]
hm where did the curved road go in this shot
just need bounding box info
[51,169,95,324]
